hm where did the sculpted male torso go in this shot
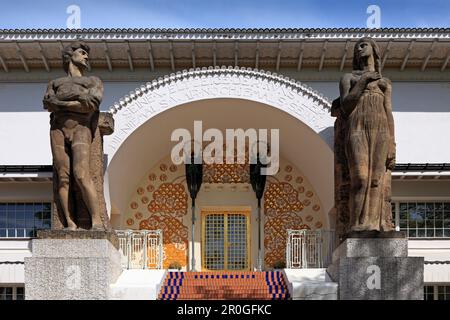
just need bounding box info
[43,41,104,230]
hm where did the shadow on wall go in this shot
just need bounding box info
[319,126,334,150]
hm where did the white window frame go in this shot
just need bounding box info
[423,283,450,300]
[391,197,450,239]
[0,201,52,239]
[0,285,25,300]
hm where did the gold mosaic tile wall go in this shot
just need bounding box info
[126,161,189,269]
[263,162,324,268]
[124,156,325,269]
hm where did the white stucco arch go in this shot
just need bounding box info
[104,66,336,226]
[106,66,333,157]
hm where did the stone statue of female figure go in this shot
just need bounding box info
[338,37,396,232]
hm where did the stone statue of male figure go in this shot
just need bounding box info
[43,41,104,230]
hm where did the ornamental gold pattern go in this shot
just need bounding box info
[263,161,324,268]
[148,183,187,217]
[128,159,190,269]
[203,162,250,183]
[126,156,325,270]
[264,182,304,214]
[203,147,250,183]
[140,214,189,269]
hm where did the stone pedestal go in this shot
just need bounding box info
[24,231,122,300]
[327,237,424,300]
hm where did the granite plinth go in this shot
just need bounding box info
[334,257,423,300]
[332,237,408,262]
[37,229,119,249]
[327,238,424,300]
[25,238,122,300]
[342,230,406,240]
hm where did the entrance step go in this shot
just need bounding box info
[109,269,166,300]
[158,271,290,300]
[283,269,338,300]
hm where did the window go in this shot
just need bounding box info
[392,202,450,238]
[423,285,450,300]
[0,286,24,300]
[0,202,51,238]
[438,285,450,300]
[424,285,434,300]
[16,287,24,300]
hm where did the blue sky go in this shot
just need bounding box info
[0,0,448,29]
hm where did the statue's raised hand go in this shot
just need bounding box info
[361,71,381,82]
[361,71,381,83]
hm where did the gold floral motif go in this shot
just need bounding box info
[169,165,177,172]
[313,204,321,211]
[162,244,187,269]
[146,184,155,192]
[303,199,311,206]
[315,221,323,229]
[160,174,167,182]
[135,212,143,220]
[296,176,303,184]
[141,196,149,204]
[306,215,313,222]
[297,186,305,193]
[306,190,314,198]
[203,163,250,183]
[285,175,292,182]
[130,202,138,210]
[203,148,250,183]
[285,165,292,172]
[137,187,145,195]
[264,214,309,267]
[263,182,303,215]
[160,164,168,172]
[140,214,188,268]
[148,173,157,181]
[126,218,134,226]
[148,183,187,217]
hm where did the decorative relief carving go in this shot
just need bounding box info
[105,67,333,159]
[264,182,304,215]
[264,160,325,268]
[140,214,189,269]
[126,156,325,270]
[127,158,189,269]
[148,183,187,217]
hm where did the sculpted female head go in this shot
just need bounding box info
[62,41,90,73]
[352,37,381,74]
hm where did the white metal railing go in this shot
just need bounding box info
[286,229,336,268]
[116,230,163,269]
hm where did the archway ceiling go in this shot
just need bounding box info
[107,98,333,218]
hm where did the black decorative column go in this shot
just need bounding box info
[250,154,267,271]
[185,153,203,271]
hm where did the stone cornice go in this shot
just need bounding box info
[108,66,332,115]
[1,28,449,41]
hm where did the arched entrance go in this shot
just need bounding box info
[104,67,335,270]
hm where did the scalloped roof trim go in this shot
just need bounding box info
[0,27,449,34]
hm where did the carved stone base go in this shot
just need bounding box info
[25,237,122,300]
[37,229,119,249]
[342,230,406,241]
[327,238,424,300]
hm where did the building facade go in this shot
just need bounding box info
[0,28,449,299]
